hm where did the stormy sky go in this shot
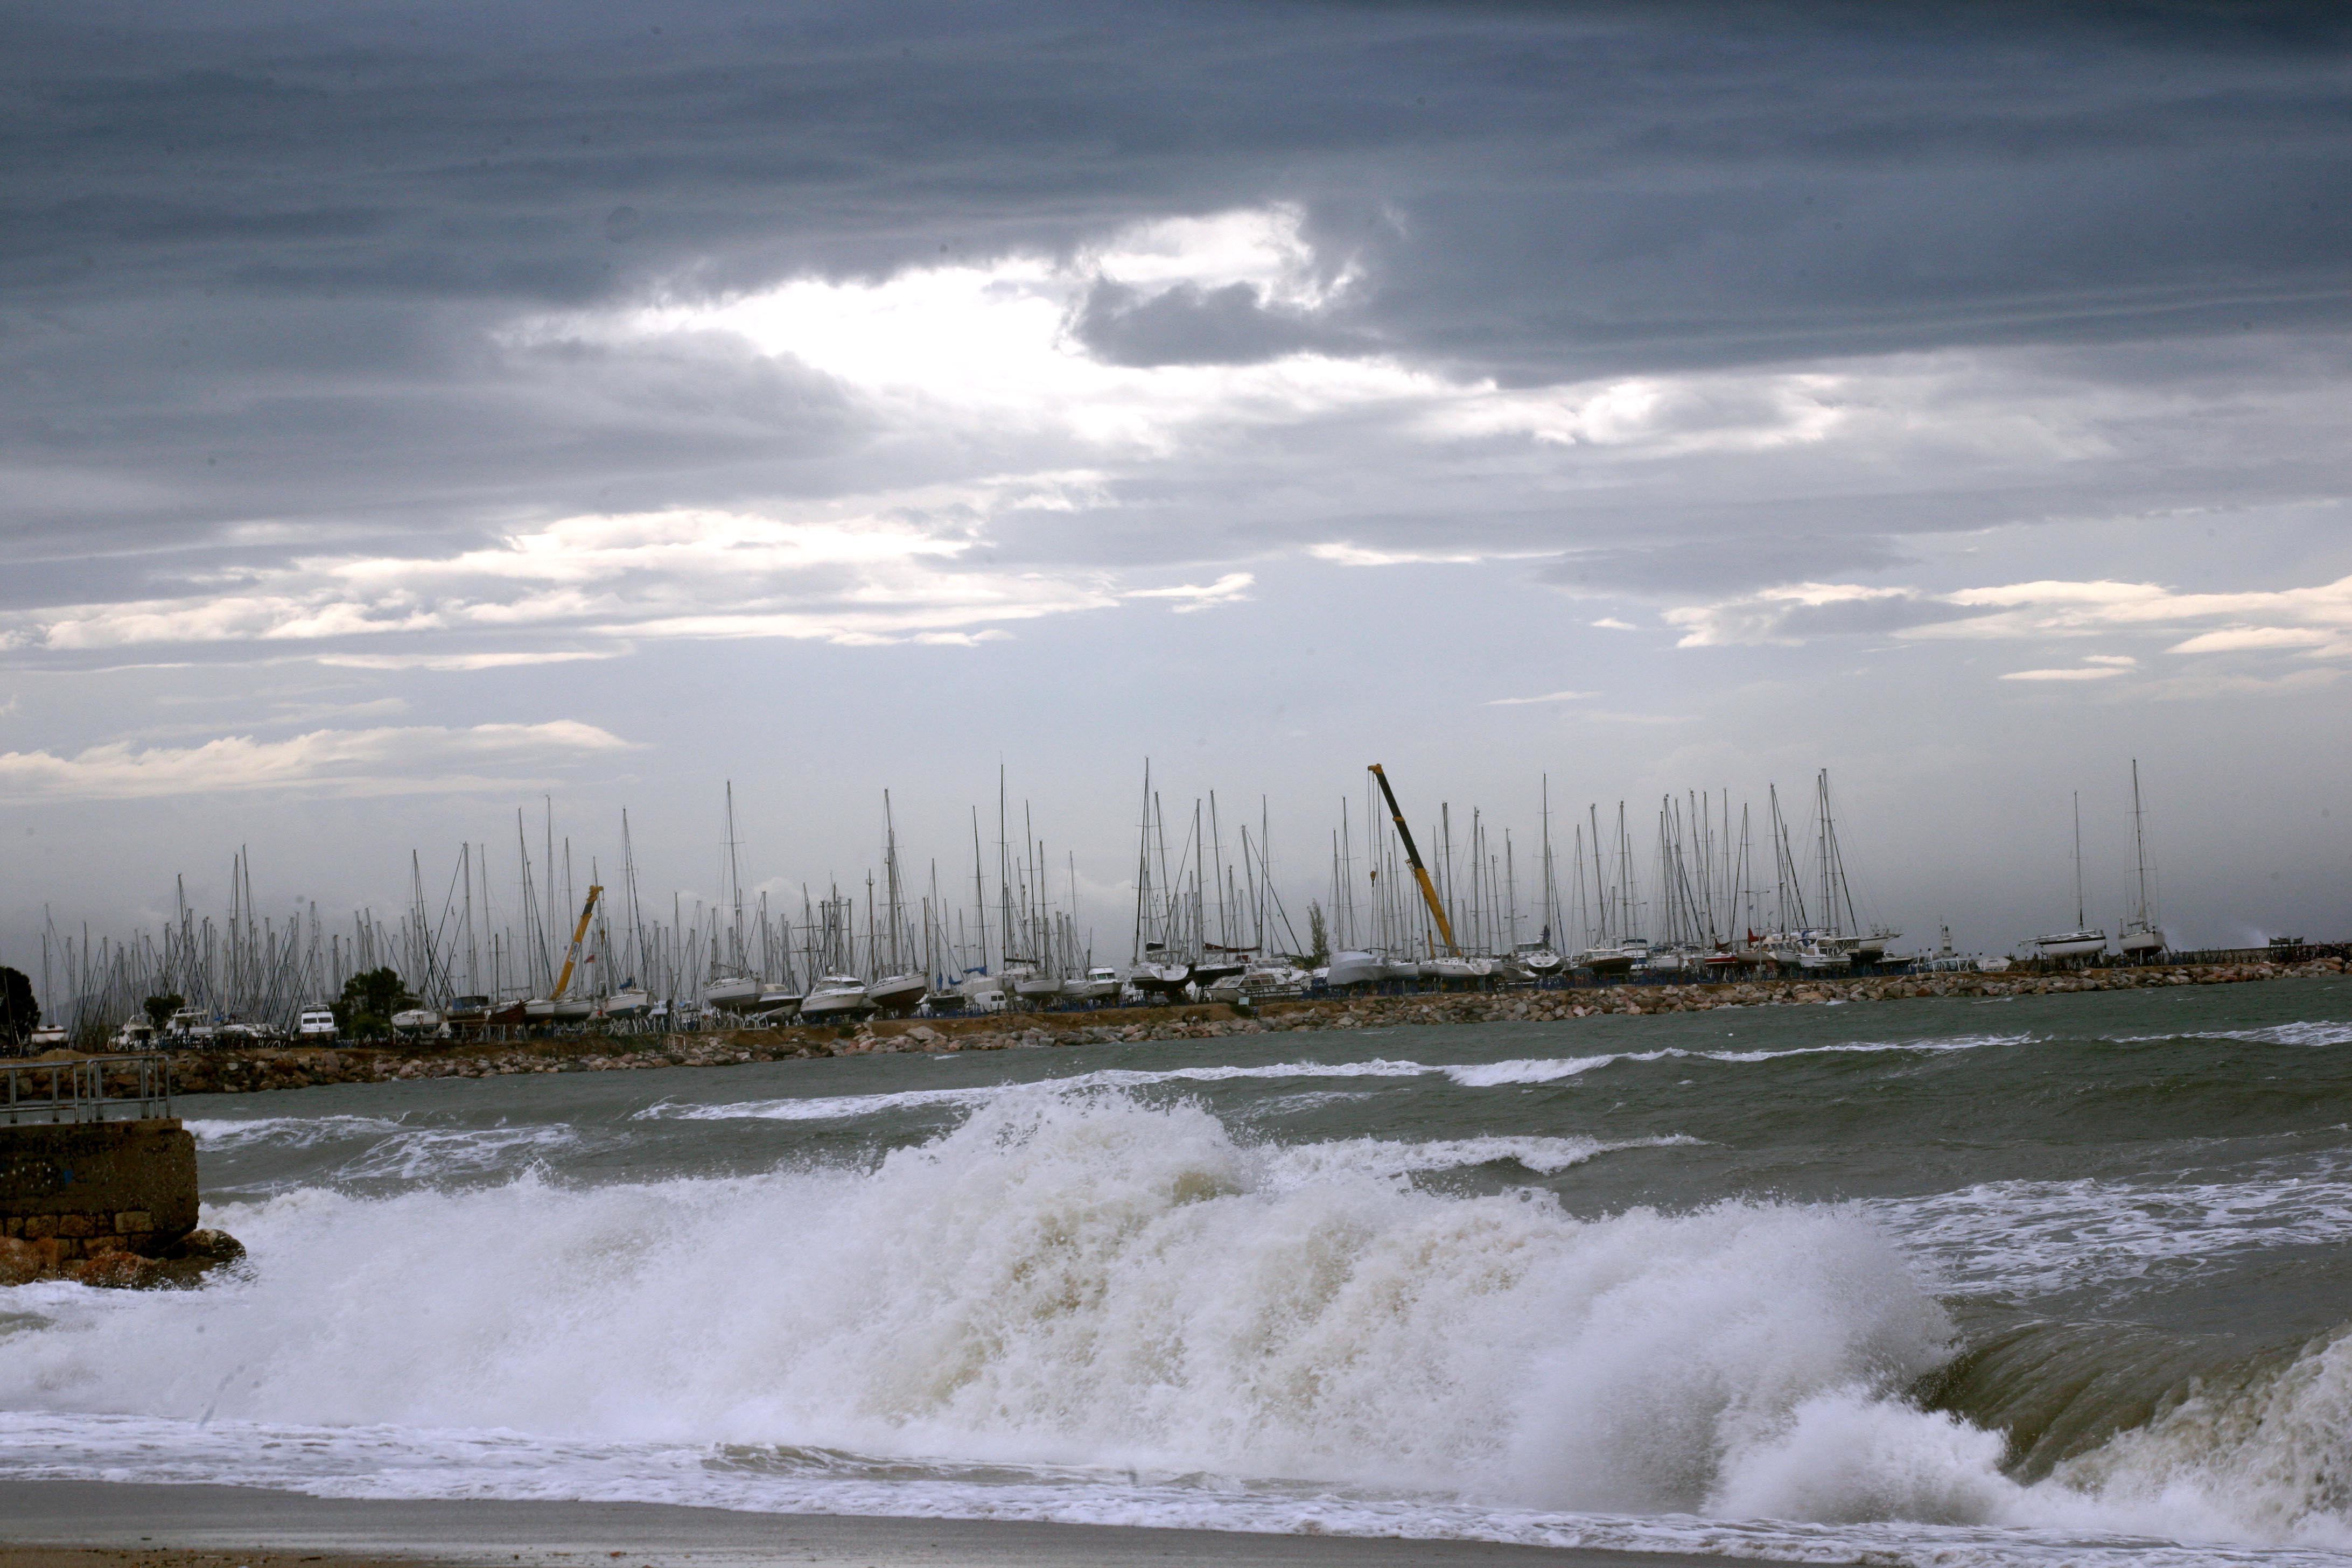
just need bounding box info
[5,1,2350,990]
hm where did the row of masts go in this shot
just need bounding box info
[1321,768,1892,963]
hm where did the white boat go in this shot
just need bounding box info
[1576,945,1637,976]
[800,974,874,1023]
[753,986,802,1018]
[867,973,928,1017]
[1326,950,1386,988]
[1061,967,1123,1004]
[390,1007,444,1035]
[2034,792,2108,962]
[549,998,593,1025]
[1240,962,1310,1000]
[1515,941,1564,978]
[523,998,556,1022]
[2035,930,2109,960]
[1426,954,1495,986]
[114,1019,158,1049]
[702,974,764,1013]
[603,988,653,1020]
[2119,760,2165,957]
[296,1006,338,1039]
[1006,960,1063,1008]
[28,1024,69,1049]
[1128,956,1194,1001]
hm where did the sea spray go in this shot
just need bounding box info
[4,1088,1947,1507]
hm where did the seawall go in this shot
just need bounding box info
[0,1118,199,1265]
[93,952,2349,1092]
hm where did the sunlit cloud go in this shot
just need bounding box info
[1123,572,1255,613]
[0,721,635,802]
[1483,689,1594,706]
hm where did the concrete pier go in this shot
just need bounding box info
[0,1118,200,1266]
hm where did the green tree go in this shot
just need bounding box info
[1306,902,1331,969]
[143,993,185,1033]
[333,967,411,1039]
[0,966,36,1053]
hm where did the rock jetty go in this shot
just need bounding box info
[134,955,2347,1095]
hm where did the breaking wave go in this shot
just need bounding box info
[13,1088,2352,1559]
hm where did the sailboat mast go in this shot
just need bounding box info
[2073,790,2087,930]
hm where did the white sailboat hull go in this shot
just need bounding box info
[2035,932,2109,958]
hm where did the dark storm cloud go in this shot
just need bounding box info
[3,0,2350,600]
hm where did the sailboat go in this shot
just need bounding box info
[701,786,767,1013]
[2118,760,2166,958]
[867,793,928,1016]
[2035,793,2109,960]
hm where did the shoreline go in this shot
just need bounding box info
[0,1481,1776,1568]
[46,955,2347,1096]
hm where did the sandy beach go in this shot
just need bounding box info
[0,1483,1772,1568]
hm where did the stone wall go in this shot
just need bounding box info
[0,1118,199,1268]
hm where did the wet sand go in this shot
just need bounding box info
[0,1482,1779,1568]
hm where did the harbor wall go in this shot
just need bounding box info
[0,1118,200,1265]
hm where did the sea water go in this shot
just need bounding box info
[7,978,2352,1566]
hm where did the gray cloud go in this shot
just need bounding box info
[1068,279,1375,367]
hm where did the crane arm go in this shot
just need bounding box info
[551,884,604,1000]
[1368,764,1458,957]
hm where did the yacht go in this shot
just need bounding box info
[1061,967,1123,1004]
[2118,760,2166,958]
[867,972,928,1017]
[1325,950,1386,989]
[297,1005,339,1040]
[800,974,874,1023]
[2035,793,2109,962]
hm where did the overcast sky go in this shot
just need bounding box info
[5,1,2350,995]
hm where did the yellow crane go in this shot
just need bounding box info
[1368,764,1458,957]
[550,884,604,1001]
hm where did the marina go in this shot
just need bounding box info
[1,757,2279,1056]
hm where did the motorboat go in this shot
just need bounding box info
[800,974,875,1023]
[867,972,928,1017]
[1061,967,1124,1004]
[114,1018,158,1049]
[752,986,802,1019]
[1575,944,1636,976]
[1240,961,1310,1000]
[296,1005,340,1039]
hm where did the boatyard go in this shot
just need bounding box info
[5,759,2259,1058]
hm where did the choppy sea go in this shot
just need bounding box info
[10,978,2352,1566]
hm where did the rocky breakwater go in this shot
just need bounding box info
[144,955,2347,1091]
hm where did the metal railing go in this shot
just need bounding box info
[1,1053,174,1126]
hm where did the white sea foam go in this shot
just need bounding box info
[187,1114,407,1150]
[13,1089,2352,1562]
[647,1037,2022,1125]
[639,1059,1438,1123]
[1874,1162,2352,1300]
[1261,1133,1700,1184]
[2106,1021,2352,1049]
[190,1114,580,1186]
